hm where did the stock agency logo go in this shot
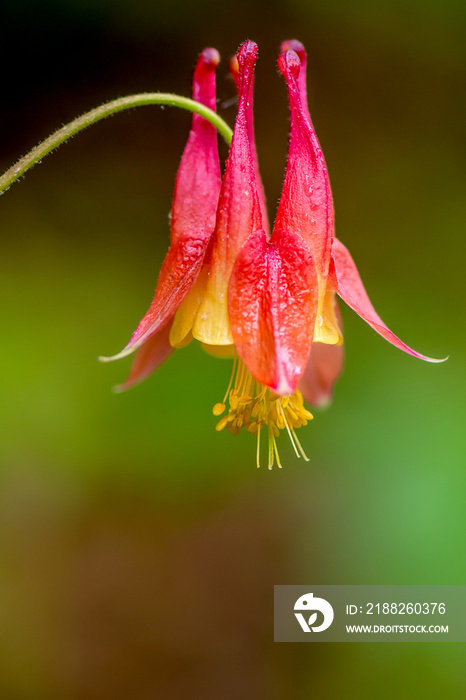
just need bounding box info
[294,592,334,633]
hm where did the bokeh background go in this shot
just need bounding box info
[1,0,465,697]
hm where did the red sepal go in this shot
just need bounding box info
[330,238,445,362]
[124,229,211,351]
[115,320,174,392]
[299,342,344,408]
[229,229,318,395]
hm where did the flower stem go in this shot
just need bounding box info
[0,93,233,195]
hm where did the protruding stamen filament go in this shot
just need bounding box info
[256,426,261,469]
[290,425,310,462]
[213,358,313,468]
[222,356,237,403]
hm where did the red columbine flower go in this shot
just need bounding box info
[101,40,443,468]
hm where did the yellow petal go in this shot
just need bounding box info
[202,343,236,358]
[192,278,234,345]
[313,288,343,345]
[169,267,209,348]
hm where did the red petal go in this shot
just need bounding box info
[115,320,174,392]
[101,49,221,362]
[229,54,270,237]
[330,238,446,362]
[170,48,222,245]
[194,41,264,345]
[204,41,262,292]
[275,48,334,286]
[228,229,318,395]
[280,40,309,120]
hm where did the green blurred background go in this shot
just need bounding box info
[0,0,465,697]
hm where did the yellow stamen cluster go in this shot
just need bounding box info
[212,358,313,469]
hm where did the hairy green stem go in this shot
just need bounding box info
[0,93,233,195]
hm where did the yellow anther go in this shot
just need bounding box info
[269,404,279,422]
[212,358,313,468]
[251,401,261,418]
[286,406,299,422]
[289,416,301,429]
[292,391,304,407]
[215,416,229,432]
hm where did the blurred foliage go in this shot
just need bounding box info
[0,0,465,698]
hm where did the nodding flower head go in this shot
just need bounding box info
[100,40,445,469]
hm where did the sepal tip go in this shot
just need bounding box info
[112,383,127,394]
[98,344,136,363]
